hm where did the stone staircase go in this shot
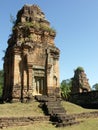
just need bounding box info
[35,95,80,127]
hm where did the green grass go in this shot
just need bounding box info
[0,100,44,117]
[61,101,98,114]
[0,101,98,130]
[0,100,95,117]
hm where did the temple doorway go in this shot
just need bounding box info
[35,77,45,95]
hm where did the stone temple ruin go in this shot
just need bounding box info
[71,67,91,94]
[3,5,60,101]
[3,6,78,126]
[2,5,97,128]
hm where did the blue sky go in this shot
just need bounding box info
[0,0,98,87]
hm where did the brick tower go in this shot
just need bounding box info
[3,5,60,102]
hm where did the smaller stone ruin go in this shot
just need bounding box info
[71,67,91,94]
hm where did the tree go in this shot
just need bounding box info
[0,70,4,96]
[92,83,98,90]
[60,79,72,99]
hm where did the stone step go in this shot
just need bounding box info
[56,120,80,127]
[46,104,62,108]
[46,102,61,106]
[51,113,75,123]
[47,99,57,102]
[35,95,48,102]
[47,106,65,109]
[57,116,75,123]
[52,110,66,115]
[47,107,66,113]
[56,114,75,118]
[35,95,79,128]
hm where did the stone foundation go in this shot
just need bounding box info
[0,116,49,129]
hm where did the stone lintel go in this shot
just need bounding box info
[28,64,33,69]
[33,65,45,70]
[13,47,21,55]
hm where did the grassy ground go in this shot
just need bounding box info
[0,100,98,130]
[0,100,44,117]
[61,101,98,114]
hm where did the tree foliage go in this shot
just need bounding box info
[0,70,4,96]
[92,83,98,90]
[60,79,72,99]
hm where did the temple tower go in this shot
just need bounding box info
[3,5,60,102]
[71,67,91,94]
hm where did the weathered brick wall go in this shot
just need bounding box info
[72,111,98,119]
[0,116,49,128]
[68,90,98,108]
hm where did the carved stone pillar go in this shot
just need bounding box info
[27,53,33,98]
[27,64,33,97]
[13,47,21,100]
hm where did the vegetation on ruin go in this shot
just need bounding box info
[75,66,84,72]
[24,22,56,33]
[13,21,56,34]
[10,14,16,25]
